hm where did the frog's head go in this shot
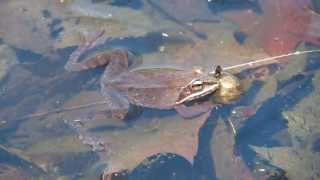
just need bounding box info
[175,76,220,105]
[176,66,242,105]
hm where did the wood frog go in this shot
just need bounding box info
[65,30,241,119]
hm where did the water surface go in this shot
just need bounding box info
[0,0,320,179]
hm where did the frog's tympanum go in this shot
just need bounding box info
[65,31,241,119]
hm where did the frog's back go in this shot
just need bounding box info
[111,68,196,109]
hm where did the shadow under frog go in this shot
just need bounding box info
[64,30,241,120]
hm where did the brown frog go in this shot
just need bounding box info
[65,30,241,119]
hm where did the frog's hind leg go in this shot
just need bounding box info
[65,29,137,74]
[65,29,141,76]
[100,85,131,120]
[98,49,141,120]
[98,49,132,79]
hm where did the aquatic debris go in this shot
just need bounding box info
[252,146,320,180]
[224,0,320,55]
[247,68,320,180]
[282,72,320,144]
[146,0,214,23]
[0,1,65,53]
[0,164,29,180]
[68,0,154,31]
[312,138,320,152]
[211,119,256,180]
[145,0,218,39]
[15,128,100,178]
[208,0,261,13]
[0,44,17,81]
[126,153,191,180]
[233,31,247,45]
[92,0,142,9]
[312,0,320,13]
[96,110,212,177]
[0,145,47,179]
[228,47,316,132]
[58,90,211,176]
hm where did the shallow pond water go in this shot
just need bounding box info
[0,0,320,180]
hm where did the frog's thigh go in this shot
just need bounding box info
[175,101,213,119]
[100,49,131,79]
[100,86,130,119]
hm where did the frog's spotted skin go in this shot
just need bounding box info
[65,31,221,119]
[64,31,244,178]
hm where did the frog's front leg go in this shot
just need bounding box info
[174,101,213,119]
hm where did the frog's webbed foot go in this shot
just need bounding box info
[65,118,110,152]
[65,30,105,72]
[174,101,213,119]
[65,30,139,74]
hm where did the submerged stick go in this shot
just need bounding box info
[223,49,320,71]
[145,0,210,39]
[15,101,108,120]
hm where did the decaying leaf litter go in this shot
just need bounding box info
[0,0,320,179]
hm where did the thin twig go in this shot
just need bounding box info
[223,49,320,71]
[227,118,237,136]
[15,101,107,120]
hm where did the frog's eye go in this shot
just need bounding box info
[208,65,223,78]
[190,80,204,91]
